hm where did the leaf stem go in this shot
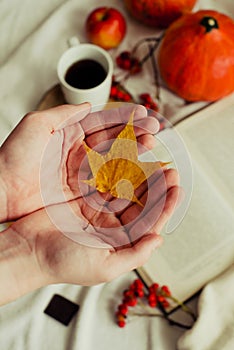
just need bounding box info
[168,296,197,321]
[115,35,163,86]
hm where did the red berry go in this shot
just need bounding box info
[148,299,157,308]
[120,51,131,60]
[116,51,141,73]
[134,279,144,289]
[150,103,159,112]
[123,289,134,298]
[122,93,131,102]
[118,304,128,315]
[162,300,170,308]
[123,59,132,70]
[129,283,136,291]
[130,59,142,74]
[157,295,166,303]
[118,320,126,328]
[135,289,144,298]
[116,51,131,70]
[110,85,118,98]
[139,93,152,103]
[152,283,159,290]
[161,285,171,297]
[116,55,122,65]
[149,283,159,293]
[127,297,137,307]
[115,90,121,99]
[142,102,152,109]
[139,93,159,111]
[148,293,156,302]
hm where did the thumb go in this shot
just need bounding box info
[108,233,163,278]
[40,102,91,131]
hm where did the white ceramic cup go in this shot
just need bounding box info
[57,37,113,109]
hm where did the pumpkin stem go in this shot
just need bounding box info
[200,16,219,33]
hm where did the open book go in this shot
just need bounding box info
[137,93,234,308]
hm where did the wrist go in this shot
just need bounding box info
[0,226,49,305]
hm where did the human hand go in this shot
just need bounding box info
[1,168,179,305]
[0,103,181,304]
[0,103,160,224]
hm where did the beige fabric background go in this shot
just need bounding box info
[0,1,233,349]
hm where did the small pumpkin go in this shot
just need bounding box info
[124,0,197,28]
[158,10,234,101]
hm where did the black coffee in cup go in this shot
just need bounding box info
[65,59,107,89]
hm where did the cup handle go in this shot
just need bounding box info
[67,36,80,48]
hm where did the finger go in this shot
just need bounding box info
[129,185,181,241]
[152,186,184,233]
[80,104,158,136]
[106,233,163,277]
[120,168,178,226]
[119,169,179,242]
[38,103,91,131]
[137,134,156,153]
[84,116,158,151]
[135,168,179,204]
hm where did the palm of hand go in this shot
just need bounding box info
[40,105,171,248]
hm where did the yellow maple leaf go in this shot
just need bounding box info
[83,111,169,206]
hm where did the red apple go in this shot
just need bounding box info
[85,7,127,50]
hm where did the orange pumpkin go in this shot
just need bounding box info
[124,0,197,28]
[158,10,234,101]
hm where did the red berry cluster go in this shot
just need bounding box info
[116,51,142,74]
[110,80,132,102]
[116,279,144,328]
[115,279,171,328]
[139,93,159,112]
[147,283,171,309]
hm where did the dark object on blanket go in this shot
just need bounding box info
[44,294,79,326]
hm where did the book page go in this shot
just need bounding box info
[142,159,234,302]
[140,94,234,303]
[175,95,234,209]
